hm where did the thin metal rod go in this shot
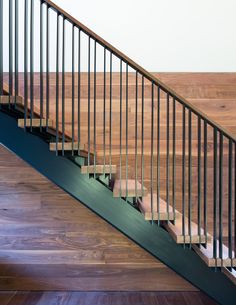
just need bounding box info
[228,139,233,265]
[141,76,144,199]
[15,0,19,105]
[0,0,3,97]
[135,71,138,200]
[172,97,176,222]
[213,128,218,261]
[9,0,13,100]
[94,40,97,177]
[125,63,128,199]
[198,117,202,243]
[24,0,29,126]
[61,17,65,155]
[203,121,208,242]
[55,12,60,155]
[182,106,186,245]
[77,29,81,155]
[40,1,44,130]
[157,86,161,225]
[219,132,223,262]
[72,25,75,155]
[109,52,112,179]
[119,59,122,195]
[188,110,192,245]
[150,82,154,223]
[46,5,50,131]
[87,36,91,166]
[166,92,170,220]
[30,0,34,131]
[103,48,106,173]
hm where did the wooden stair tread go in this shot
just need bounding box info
[50,142,85,151]
[163,212,210,244]
[113,179,148,198]
[18,118,53,128]
[0,95,23,104]
[222,267,236,284]
[81,165,117,174]
[193,240,236,267]
[138,194,174,221]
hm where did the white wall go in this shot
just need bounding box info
[52,0,236,72]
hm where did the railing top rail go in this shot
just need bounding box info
[43,0,236,143]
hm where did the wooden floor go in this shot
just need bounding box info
[0,291,217,305]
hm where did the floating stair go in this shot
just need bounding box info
[113,179,148,198]
[81,164,117,174]
[163,212,210,244]
[49,142,85,151]
[18,118,53,128]
[0,95,23,104]
[193,241,236,267]
[138,194,174,221]
[222,268,236,284]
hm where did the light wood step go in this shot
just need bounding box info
[81,165,117,174]
[138,194,174,221]
[163,212,210,244]
[18,118,53,128]
[222,267,236,284]
[0,95,23,104]
[193,241,236,267]
[113,179,148,198]
[49,142,85,151]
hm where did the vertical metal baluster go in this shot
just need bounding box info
[40,1,43,131]
[103,48,106,174]
[166,92,170,220]
[87,36,91,167]
[71,25,75,156]
[172,97,176,223]
[46,4,50,131]
[0,0,3,99]
[203,121,208,246]
[213,128,218,265]
[94,40,97,177]
[77,29,81,155]
[157,86,160,225]
[119,60,122,196]
[109,52,112,180]
[228,139,233,267]
[141,76,144,200]
[15,0,19,106]
[24,0,29,127]
[219,132,223,264]
[61,17,65,156]
[150,82,154,223]
[234,143,236,262]
[55,13,59,155]
[9,0,13,104]
[125,63,128,200]
[135,71,138,201]
[188,110,192,246]
[198,116,202,243]
[30,0,34,131]
[182,106,186,246]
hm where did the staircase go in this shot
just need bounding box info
[0,1,236,304]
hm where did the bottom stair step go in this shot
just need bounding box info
[18,118,53,128]
[138,194,174,221]
[81,164,117,174]
[222,267,236,284]
[113,179,148,198]
[193,241,236,267]
[163,212,211,244]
